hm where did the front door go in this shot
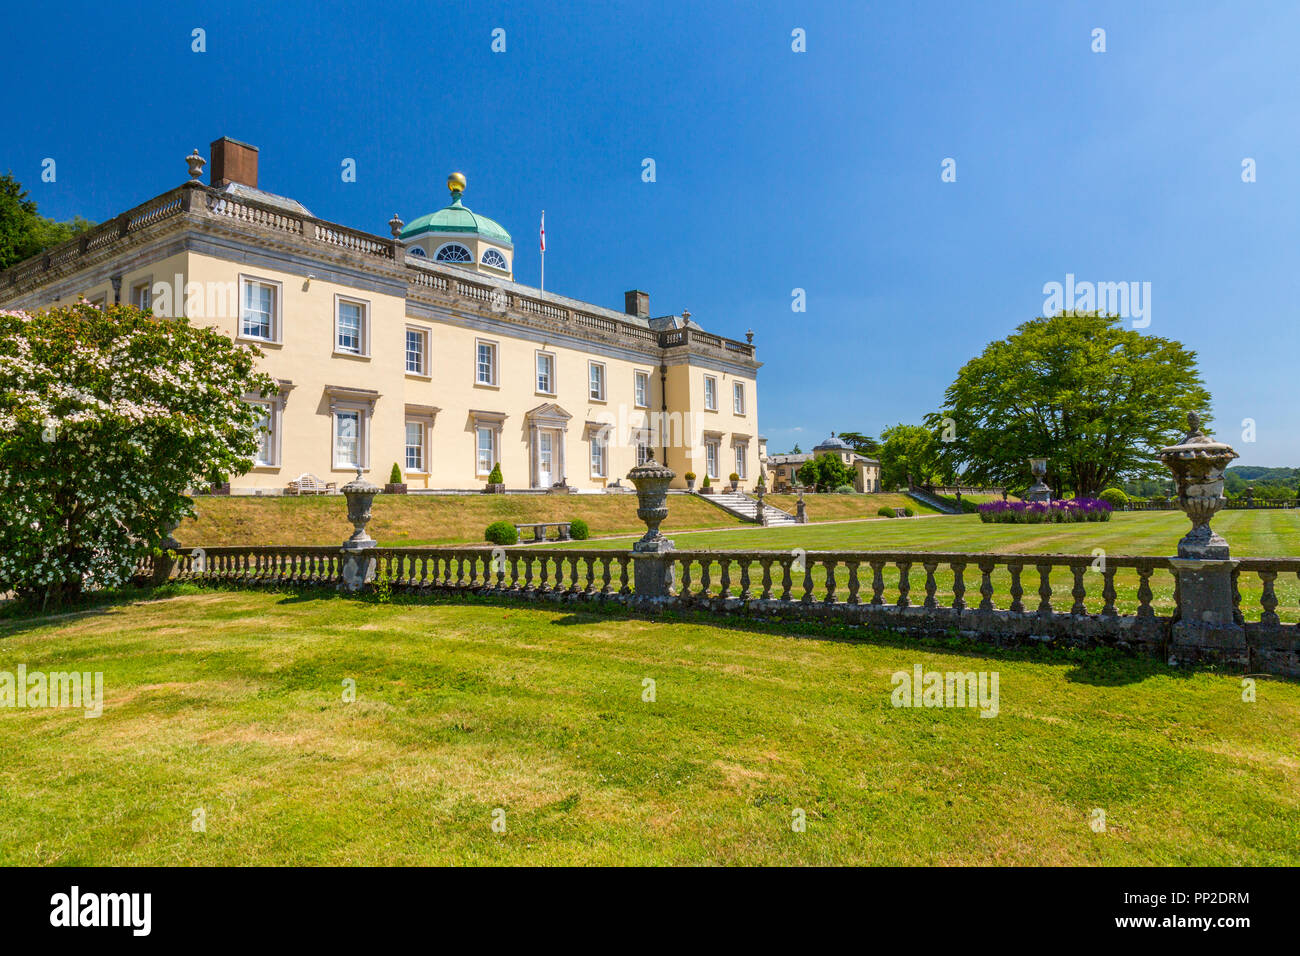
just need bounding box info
[539,432,553,488]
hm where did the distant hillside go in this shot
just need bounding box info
[1122,466,1299,499]
[1224,466,1300,497]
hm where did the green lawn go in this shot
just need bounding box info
[579,509,1300,555]
[176,491,948,549]
[177,492,742,548]
[764,492,941,521]
[1,589,1297,865]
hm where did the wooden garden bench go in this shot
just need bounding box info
[286,473,337,495]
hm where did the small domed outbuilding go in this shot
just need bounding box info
[766,433,881,492]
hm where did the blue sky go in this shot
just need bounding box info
[8,0,1298,464]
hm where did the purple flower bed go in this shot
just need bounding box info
[977,498,1113,523]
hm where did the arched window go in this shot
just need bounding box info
[435,243,472,263]
[409,246,426,257]
[481,248,509,270]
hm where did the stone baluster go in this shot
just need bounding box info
[1101,566,1118,617]
[922,560,938,609]
[951,561,966,612]
[1259,570,1280,626]
[847,561,860,606]
[896,561,911,608]
[1009,564,1024,613]
[1231,568,1243,625]
[1036,564,1054,617]
[1136,566,1154,618]
[1070,565,1087,616]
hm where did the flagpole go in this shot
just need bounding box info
[540,209,546,292]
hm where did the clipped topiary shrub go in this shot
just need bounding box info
[389,462,402,485]
[834,484,855,494]
[487,462,504,485]
[878,506,896,518]
[1099,487,1129,508]
[484,520,518,545]
[569,518,589,540]
[903,506,915,517]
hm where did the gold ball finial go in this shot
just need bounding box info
[447,171,467,195]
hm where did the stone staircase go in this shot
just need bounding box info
[696,491,799,526]
[906,487,961,514]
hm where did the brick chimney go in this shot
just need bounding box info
[209,137,259,188]
[624,289,649,318]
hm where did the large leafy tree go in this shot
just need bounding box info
[0,172,95,269]
[925,312,1210,497]
[835,430,880,456]
[877,424,947,490]
[0,303,275,606]
[796,452,855,491]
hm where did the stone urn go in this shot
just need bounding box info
[627,459,675,552]
[340,467,380,550]
[1158,412,1239,559]
[1025,457,1052,503]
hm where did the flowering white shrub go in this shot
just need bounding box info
[0,303,275,605]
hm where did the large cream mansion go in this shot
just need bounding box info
[0,138,763,493]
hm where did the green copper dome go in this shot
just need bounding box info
[400,176,512,245]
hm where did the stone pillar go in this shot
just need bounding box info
[340,468,379,592]
[530,424,538,489]
[1159,412,1244,667]
[795,491,808,524]
[755,475,768,526]
[559,427,567,487]
[627,460,676,602]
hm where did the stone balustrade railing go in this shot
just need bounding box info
[142,544,1299,674]
[129,417,1300,678]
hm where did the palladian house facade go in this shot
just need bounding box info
[0,138,763,494]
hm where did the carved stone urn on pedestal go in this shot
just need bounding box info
[1158,412,1239,560]
[339,468,380,592]
[341,468,380,550]
[626,460,676,601]
[1158,411,1245,668]
[627,460,675,553]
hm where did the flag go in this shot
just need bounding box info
[539,210,546,253]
